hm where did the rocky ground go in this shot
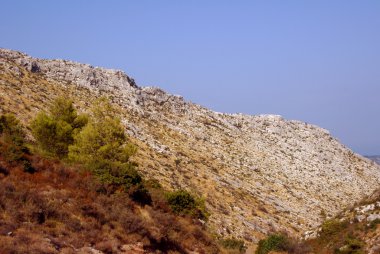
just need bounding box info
[1,48,380,244]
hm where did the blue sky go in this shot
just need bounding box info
[1,1,379,155]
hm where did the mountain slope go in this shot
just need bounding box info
[1,48,380,243]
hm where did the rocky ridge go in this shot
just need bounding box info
[1,48,380,243]
[366,156,380,165]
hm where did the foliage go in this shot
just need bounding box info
[166,190,209,220]
[219,237,247,253]
[31,97,87,158]
[68,98,140,191]
[0,114,32,171]
[255,234,289,254]
[88,159,142,192]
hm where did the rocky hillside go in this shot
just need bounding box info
[303,188,380,254]
[1,48,380,243]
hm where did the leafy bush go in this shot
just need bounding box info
[256,234,289,254]
[220,237,246,253]
[166,190,209,220]
[31,97,87,158]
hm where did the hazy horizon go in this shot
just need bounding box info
[1,1,379,155]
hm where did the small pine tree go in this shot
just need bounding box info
[31,97,87,158]
[68,97,140,190]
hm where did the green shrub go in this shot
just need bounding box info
[31,97,87,158]
[166,190,196,213]
[219,237,246,253]
[0,114,29,165]
[255,234,289,254]
[166,190,209,220]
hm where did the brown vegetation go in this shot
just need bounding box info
[0,153,220,253]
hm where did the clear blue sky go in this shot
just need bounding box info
[1,1,379,155]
